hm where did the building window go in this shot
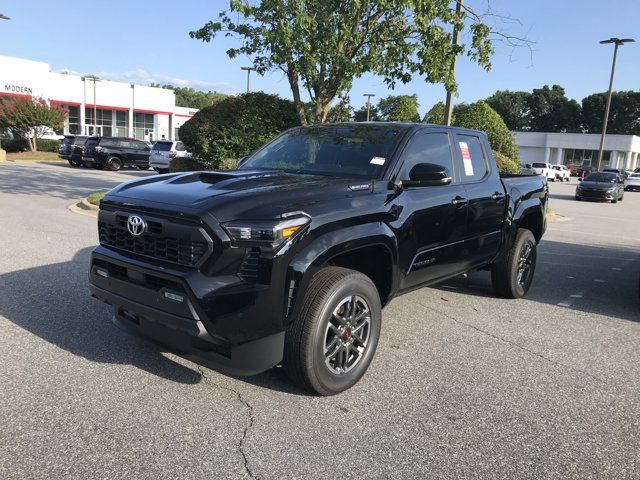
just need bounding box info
[563,149,611,168]
[85,107,113,136]
[134,113,155,141]
[115,111,128,137]
[67,106,80,134]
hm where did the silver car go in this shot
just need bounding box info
[149,140,191,173]
[624,172,640,191]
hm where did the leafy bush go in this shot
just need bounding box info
[179,92,299,168]
[493,151,520,174]
[453,101,520,162]
[0,137,59,152]
[169,156,207,173]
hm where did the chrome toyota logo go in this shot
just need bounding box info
[126,214,147,237]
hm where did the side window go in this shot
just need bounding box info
[399,132,453,181]
[454,134,489,182]
[118,140,133,149]
[135,141,148,150]
[175,141,186,151]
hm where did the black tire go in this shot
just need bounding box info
[106,156,122,171]
[156,168,169,174]
[491,229,537,299]
[283,267,381,396]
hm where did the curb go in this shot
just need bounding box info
[68,197,99,218]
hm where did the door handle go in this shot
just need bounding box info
[491,192,505,202]
[451,196,467,206]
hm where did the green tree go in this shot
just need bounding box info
[149,83,227,109]
[0,96,66,152]
[485,90,531,131]
[452,100,520,171]
[581,91,640,135]
[178,92,299,168]
[423,101,447,124]
[527,85,581,132]
[190,0,494,125]
[326,96,354,123]
[353,105,381,122]
[377,94,420,122]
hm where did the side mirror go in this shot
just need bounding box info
[403,163,452,188]
[237,156,249,168]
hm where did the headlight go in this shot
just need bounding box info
[222,213,310,250]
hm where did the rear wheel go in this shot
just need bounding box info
[491,229,537,299]
[106,156,122,171]
[283,267,381,396]
[155,168,170,174]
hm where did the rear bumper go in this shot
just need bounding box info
[88,248,286,375]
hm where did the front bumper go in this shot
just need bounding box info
[576,189,616,200]
[88,247,287,375]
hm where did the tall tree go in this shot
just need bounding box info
[0,96,66,152]
[190,0,495,125]
[581,91,640,135]
[149,83,227,110]
[527,85,581,133]
[485,90,531,131]
[377,94,420,122]
[423,102,447,124]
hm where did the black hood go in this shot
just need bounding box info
[105,169,379,223]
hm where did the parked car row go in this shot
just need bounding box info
[526,162,570,182]
[58,135,191,173]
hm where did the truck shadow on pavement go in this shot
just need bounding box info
[436,240,640,322]
[0,246,306,393]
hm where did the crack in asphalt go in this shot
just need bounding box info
[416,300,603,383]
[197,365,258,479]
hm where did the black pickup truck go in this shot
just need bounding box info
[89,123,547,395]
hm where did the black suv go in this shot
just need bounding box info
[58,135,89,167]
[82,137,151,171]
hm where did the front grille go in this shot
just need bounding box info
[579,189,609,198]
[98,210,212,268]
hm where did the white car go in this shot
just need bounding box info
[149,140,191,173]
[531,162,556,181]
[551,165,571,182]
[624,172,640,191]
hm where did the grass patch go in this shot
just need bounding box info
[6,151,62,162]
[87,191,107,206]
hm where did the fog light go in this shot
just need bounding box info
[96,268,108,278]
[164,291,184,303]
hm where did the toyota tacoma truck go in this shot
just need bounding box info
[89,123,548,395]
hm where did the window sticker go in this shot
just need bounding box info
[458,141,474,176]
[370,156,386,165]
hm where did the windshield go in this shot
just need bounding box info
[153,141,172,151]
[239,125,406,178]
[532,162,546,168]
[585,172,616,183]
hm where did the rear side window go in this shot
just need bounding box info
[153,141,172,151]
[85,138,99,147]
[175,141,186,151]
[398,132,453,181]
[532,162,546,168]
[73,137,87,145]
[100,138,118,147]
[455,135,489,182]
[118,140,134,148]
[134,141,149,150]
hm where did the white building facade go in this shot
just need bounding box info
[514,131,640,171]
[0,55,197,141]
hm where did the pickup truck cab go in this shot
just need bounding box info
[551,165,571,182]
[531,162,556,181]
[89,123,548,395]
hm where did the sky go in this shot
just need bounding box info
[1,0,639,116]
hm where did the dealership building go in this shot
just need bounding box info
[0,55,197,141]
[514,131,640,171]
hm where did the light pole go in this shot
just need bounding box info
[84,76,101,135]
[444,0,463,126]
[241,66,256,93]
[596,37,634,171]
[363,93,376,121]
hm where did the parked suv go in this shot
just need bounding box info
[58,135,89,167]
[551,165,571,182]
[531,162,555,181]
[82,137,151,171]
[149,140,191,174]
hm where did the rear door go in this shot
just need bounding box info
[134,140,151,164]
[391,129,469,290]
[453,133,505,269]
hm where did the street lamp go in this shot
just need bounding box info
[596,37,634,171]
[83,76,101,135]
[241,66,256,94]
[363,93,376,121]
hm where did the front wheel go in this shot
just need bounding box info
[106,156,122,171]
[491,229,537,299]
[283,267,381,396]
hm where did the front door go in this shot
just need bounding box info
[391,130,468,291]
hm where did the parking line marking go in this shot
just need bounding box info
[558,290,585,308]
[570,294,583,298]
[611,267,622,271]
[566,276,575,279]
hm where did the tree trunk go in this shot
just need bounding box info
[28,135,37,152]
[286,64,307,126]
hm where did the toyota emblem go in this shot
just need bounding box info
[127,214,147,237]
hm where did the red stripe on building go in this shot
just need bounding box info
[134,108,172,115]
[174,114,193,118]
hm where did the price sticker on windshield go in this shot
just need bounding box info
[370,157,386,165]
[459,141,474,176]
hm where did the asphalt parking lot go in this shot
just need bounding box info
[1,161,639,479]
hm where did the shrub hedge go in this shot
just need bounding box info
[0,137,60,152]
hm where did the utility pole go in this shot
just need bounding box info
[241,66,256,94]
[443,0,463,126]
[596,37,634,171]
[363,93,376,121]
